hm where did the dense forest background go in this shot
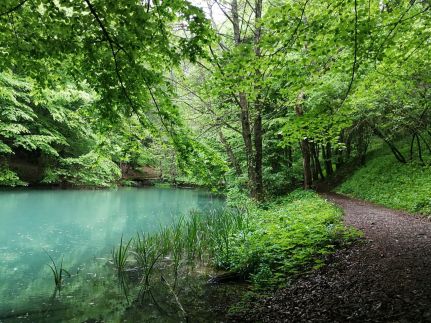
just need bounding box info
[0,0,430,200]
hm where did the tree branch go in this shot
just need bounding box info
[0,0,28,17]
[342,0,358,103]
[83,0,139,116]
[374,0,417,64]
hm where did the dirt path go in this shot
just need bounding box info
[232,193,431,322]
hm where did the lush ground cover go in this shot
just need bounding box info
[111,190,356,294]
[224,190,357,287]
[337,146,431,216]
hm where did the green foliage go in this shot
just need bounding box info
[1,0,429,193]
[225,190,358,287]
[0,0,222,189]
[43,152,121,187]
[182,0,430,196]
[0,72,67,158]
[0,164,26,186]
[338,145,431,215]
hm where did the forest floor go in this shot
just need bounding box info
[230,193,431,322]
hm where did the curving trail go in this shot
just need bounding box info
[234,193,431,322]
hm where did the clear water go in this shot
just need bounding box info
[0,187,226,322]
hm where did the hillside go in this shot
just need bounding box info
[337,143,431,216]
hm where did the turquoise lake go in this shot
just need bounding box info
[0,187,225,322]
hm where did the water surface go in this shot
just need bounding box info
[0,187,225,322]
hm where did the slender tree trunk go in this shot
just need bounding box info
[310,144,318,181]
[418,132,431,154]
[254,113,263,200]
[239,94,256,196]
[219,131,242,176]
[416,133,424,164]
[410,132,416,161]
[371,125,406,163]
[336,130,345,170]
[322,143,333,176]
[300,139,313,189]
[230,0,258,197]
[286,146,293,168]
[336,149,344,170]
[296,92,312,188]
[227,0,264,200]
[356,124,368,165]
[311,143,324,180]
[252,0,264,200]
[231,0,241,43]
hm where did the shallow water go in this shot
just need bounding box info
[0,187,227,322]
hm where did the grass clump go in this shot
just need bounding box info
[337,154,431,215]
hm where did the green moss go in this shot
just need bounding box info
[337,153,431,215]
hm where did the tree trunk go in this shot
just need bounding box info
[295,92,312,189]
[418,132,431,154]
[310,144,318,181]
[231,0,241,43]
[232,0,256,196]
[371,125,406,163]
[322,143,333,176]
[254,113,263,201]
[356,124,368,165]
[311,143,324,180]
[300,139,313,189]
[335,148,344,170]
[416,132,424,164]
[252,0,264,201]
[286,146,293,168]
[219,131,242,176]
[239,93,256,196]
[228,0,263,200]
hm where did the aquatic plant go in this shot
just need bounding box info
[170,216,185,288]
[130,232,163,307]
[46,253,71,291]
[202,209,248,267]
[112,235,132,274]
[184,211,203,261]
[110,208,250,312]
[157,225,172,256]
[133,232,162,287]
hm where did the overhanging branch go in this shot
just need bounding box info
[0,0,28,17]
